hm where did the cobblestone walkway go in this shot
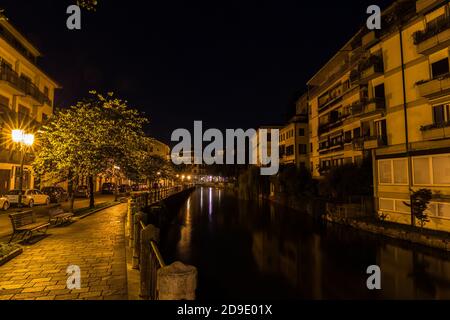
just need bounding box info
[0,203,128,300]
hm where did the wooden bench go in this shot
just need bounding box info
[9,211,50,243]
[48,205,74,225]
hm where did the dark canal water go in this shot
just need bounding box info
[161,187,450,300]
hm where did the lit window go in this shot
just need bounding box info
[393,159,408,184]
[395,200,410,213]
[432,104,450,125]
[379,160,392,184]
[379,198,394,211]
[413,157,431,185]
[432,155,450,185]
[437,203,450,218]
[412,155,450,186]
[426,203,437,216]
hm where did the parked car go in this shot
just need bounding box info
[74,185,89,198]
[101,182,116,194]
[0,196,10,211]
[131,184,140,192]
[41,186,69,203]
[119,184,131,193]
[5,189,50,207]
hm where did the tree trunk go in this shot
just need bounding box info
[89,175,95,209]
[68,171,74,213]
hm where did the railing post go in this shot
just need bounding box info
[140,224,160,299]
[132,212,143,269]
[157,262,197,300]
[144,192,149,206]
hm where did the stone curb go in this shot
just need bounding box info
[75,201,123,220]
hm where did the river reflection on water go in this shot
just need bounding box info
[161,187,450,300]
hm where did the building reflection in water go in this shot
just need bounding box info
[176,197,192,262]
[209,187,213,219]
[166,188,450,299]
[200,187,203,211]
[251,202,450,299]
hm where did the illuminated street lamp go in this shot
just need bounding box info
[113,165,120,201]
[11,130,34,208]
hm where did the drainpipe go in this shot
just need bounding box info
[399,25,415,226]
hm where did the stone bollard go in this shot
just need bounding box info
[128,198,138,247]
[157,261,197,300]
[140,224,160,299]
[132,212,143,269]
[127,198,134,238]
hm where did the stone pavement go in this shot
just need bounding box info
[0,194,116,239]
[0,203,128,300]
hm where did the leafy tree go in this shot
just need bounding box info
[319,159,373,202]
[77,0,98,11]
[278,164,316,199]
[404,189,432,229]
[133,138,176,188]
[33,92,147,211]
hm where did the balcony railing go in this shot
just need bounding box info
[362,97,386,114]
[0,25,37,65]
[416,72,450,98]
[309,48,365,98]
[363,135,387,149]
[420,121,450,131]
[420,121,450,139]
[352,138,364,151]
[416,0,448,14]
[358,55,384,82]
[0,64,51,106]
[413,14,450,54]
[318,139,344,153]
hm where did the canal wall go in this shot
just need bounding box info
[324,214,450,252]
[126,187,198,300]
[143,187,195,229]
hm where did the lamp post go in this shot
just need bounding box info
[114,165,120,201]
[11,129,34,208]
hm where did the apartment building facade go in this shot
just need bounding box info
[253,125,283,167]
[149,138,170,161]
[307,0,450,231]
[279,95,310,169]
[0,17,59,194]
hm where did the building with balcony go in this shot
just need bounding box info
[0,16,59,194]
[307,0,450,231]
[148,138,170,161]
[279,94,310,169]
[253,125,283,168]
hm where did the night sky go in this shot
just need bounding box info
[2,0,393,145]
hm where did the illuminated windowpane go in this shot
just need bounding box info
[425,203,437,216]
[379,160,392,184]
[432,156,450,185]
[379,198,394,211]
[437,203,450,218]
[395,200,410,213]
[393,159,408,184]
[413,157,431,185]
